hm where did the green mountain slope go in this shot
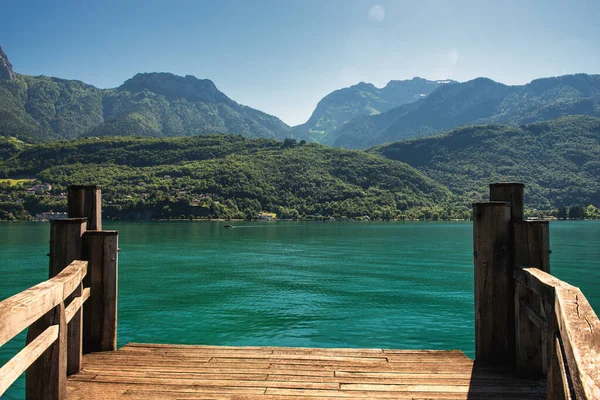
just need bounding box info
[294,78,452,142]
[336,74,600,149]
[0,48,293,143]
[371,116,600,208]
[0,135,452,220]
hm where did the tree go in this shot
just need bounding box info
[556,206,567,220]
[568,204,585,220]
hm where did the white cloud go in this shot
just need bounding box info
[368,5,385,22]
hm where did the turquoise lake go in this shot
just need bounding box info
[1,220,599,398]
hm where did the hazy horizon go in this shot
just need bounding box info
[2,0,599,125]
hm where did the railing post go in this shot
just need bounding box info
[68,185,102,230]
[472,201,512,365]
[514,220,551,375]
[47,218,87,376]
[25,303,67,400]
[82,231,118,353]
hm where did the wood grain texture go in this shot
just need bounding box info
[49,219,87,376]
[0,325,59,396]
[65,343,545,399]
[0,260,87,347]
[26,303,67,400]
[472,202,514,365]
[489,182,524,222]
[67,185,101,231]
[82,231,118,354]
[553,286,600,399]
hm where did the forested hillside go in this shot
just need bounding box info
[372,116,600,209]
[0,136,454,220]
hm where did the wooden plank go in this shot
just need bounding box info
[513,267,567,304]
[81,374,340,389]
[0,260,87,347]
[65,288,91,323]
[340,383,546,393]
[515,282,545,378]
[554,286,600,399]
[209,356,388,366]
[472,202,514,365]
[519,298,548,330]
[0,325,59,396]
[82,231,118,353]
[26,302,67,400]
[0,280,63,347]
[547,335,571,400]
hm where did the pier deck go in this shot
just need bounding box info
[66,343,545,399]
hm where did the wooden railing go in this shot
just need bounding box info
[474,183,600,399]
[0,185,118,400]
[0,260,89,398]
[515,266,600,399]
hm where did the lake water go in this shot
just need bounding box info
[1,220,599,399]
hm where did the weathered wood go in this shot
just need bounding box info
[547,335,571,400]
[553,286,600,399]
[515,281,545,378]
[514,221,550,272]
[49,218,86,376]
[0,325,59,396]
[82,230,119,353]
[472,202,513,365]
[67,185,102,230]
[513,221,551,377]
[65,344,546,399]
[65,287,91,323]
[489,182,525,222]
[514,267,565,304]
[26,303,67,400]
[49,219,87,278]
[0,260,87,347]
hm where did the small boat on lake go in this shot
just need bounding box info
[224,224,233,228]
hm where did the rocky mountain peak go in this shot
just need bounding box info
[0,46,15,80]
[119,72,227,103]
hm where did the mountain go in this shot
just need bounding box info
[0,135,452,220]
[371,115,600,209]
[294,78,453,142]
[0,48,292,143]
[335,74,600,149]
[0,46,14,80]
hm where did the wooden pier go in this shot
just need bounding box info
[1,183,598,399]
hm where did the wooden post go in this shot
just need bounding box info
[489,183,524,222]
[513,219,551,378]
[82,231,118,353]
[48,218,87,376]
[514,221,550,272]
[26,303,67,400]
[488,182,527,370]
[68,185,102,231]
[473,202,513,364]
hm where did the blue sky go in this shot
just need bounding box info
[1,0,599,125]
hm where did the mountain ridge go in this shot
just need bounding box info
[294,77,454,142]
[0,48,293,143]
[332,74,600,148]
